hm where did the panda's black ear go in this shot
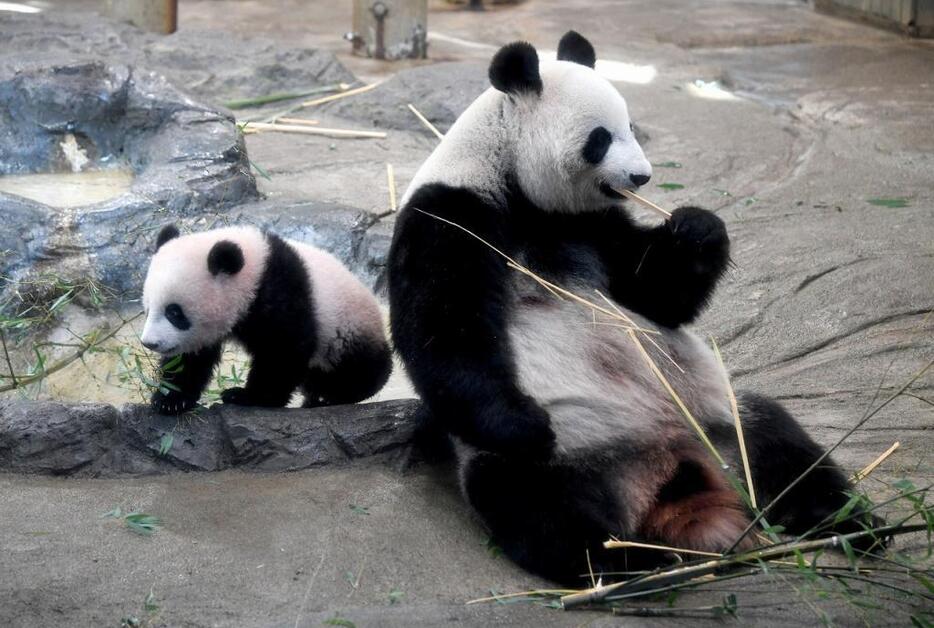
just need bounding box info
[207,240,244,276]
[155,224,180,251]
[557,31,596,68]
[489,41,542,96]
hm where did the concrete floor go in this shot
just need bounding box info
[1,0,933,626]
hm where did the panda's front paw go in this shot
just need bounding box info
[668,206,730,275]
[150,390,198,415]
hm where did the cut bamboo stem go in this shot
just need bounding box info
[616,188,672,219]
[407,103,444,140]
[300,82,380,108]
[275,117,319,126]
[242,122,386,139]
[386,163,398,212]
[851,441,900,483]
[710,336,757,509]
[603,540,722,558]
[562,523,928,609]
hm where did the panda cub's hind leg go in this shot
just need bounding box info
[736,393,886,551]
[301,336,392,407]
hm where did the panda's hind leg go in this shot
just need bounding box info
[302,336,392,407]
[736,393,886,550]
[462,452,663,587]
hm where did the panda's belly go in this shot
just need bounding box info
[507,291,733,455]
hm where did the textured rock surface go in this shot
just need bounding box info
[0,397,419,477]
[0,60,257,297]
[0,10,354,105]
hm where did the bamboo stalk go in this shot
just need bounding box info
[603,539,722,558]
[242,122,386,139]
[407,103,445,139]
[0,314,142,393]
[561,523,928,609]
[386,163,397,212]
[300,82,380,108]
[616,188,672,219]
[725,357,934,554]
[710,336,757,509]
[275,117,320,126]
[851,441,900,483]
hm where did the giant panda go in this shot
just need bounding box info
[141,224,392,414]
[388,32,883,585]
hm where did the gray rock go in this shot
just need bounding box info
[0,397,421,477]
[0,60,258,301]
[321,62,490,134]
[0,10,355,106]
[0,398,118,475]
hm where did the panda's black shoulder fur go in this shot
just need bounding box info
[388,180,729,454]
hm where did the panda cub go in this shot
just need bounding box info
[141,224,391,414]
[388,32,882,585]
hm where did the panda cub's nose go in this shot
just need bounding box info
[142,340,160,351]
[630,173,651,187]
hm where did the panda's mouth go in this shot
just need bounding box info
[599,183,626,200]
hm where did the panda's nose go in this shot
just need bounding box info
[630,173,651,187]
[142,340,160,351]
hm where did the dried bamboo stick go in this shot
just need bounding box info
[386,163,398,212]
[242,122,386,139]
[616,188,672,218]
[407,103,444,139]
[851,441,900,483]
[710,336,757,509]
[603,539,722,558]
[275,117,319,126]
[300,82,380,108]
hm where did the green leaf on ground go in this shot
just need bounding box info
[388,589,404,605]
[158,432,174,457]
[123,513,161,536]
[867,197,909,208]
[658,183,685,191]
[323,617,356,628]
[349,504,369,516]
[653,161,682,168]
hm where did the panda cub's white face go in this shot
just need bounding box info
[515,62,652,213]
[140,226,269,357]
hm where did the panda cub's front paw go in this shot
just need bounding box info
[668,206,730,275]
[150,390,198,415]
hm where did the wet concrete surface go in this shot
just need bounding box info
[1,0,933,625]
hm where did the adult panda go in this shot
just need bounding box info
[388,32,883,585]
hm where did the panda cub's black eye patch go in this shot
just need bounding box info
[164,303,191,330]
[582,126,612,165]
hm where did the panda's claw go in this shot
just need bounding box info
[150,391,197,415]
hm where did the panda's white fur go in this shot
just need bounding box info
[402,60,652,213]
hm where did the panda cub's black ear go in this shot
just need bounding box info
[557,30,596,69]
[207,240,244,276]
[155,224,180,251]
[489,41,542,96]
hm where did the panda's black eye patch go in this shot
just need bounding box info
[582,126,612,165]
[164,303,190,330]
